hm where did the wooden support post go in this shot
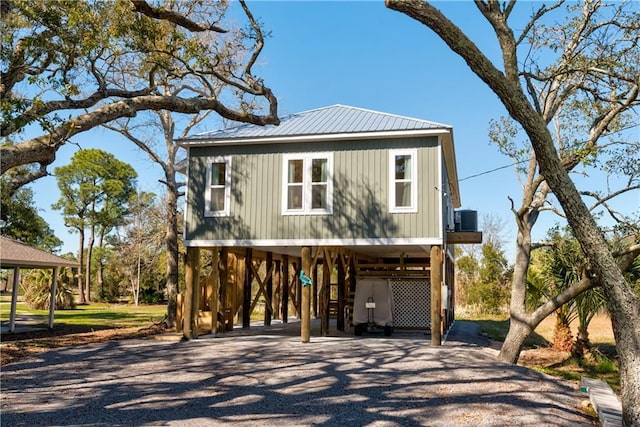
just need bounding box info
[176,293,183,333]
[9,267,19,333]
[274,259,281,320]
[337,256,345,332]
[184,247,200,339]
[449,260,455,324]
[282,255,289,323]
[220,248,233,331]
[348,257,357,327]
[210,248,220,334]
[296,259,302,317]
[312,262,318,318]
[48,267,58,329]
[301,247,312,343]
[430,246,442,346]
[265,252,273,325]
[321,253,330,336]
[243,249,253,328]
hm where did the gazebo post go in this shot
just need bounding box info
[48,267,58,329]
[9,267,20,333]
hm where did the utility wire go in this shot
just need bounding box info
[458,122,639,183]
[459,160,528,182]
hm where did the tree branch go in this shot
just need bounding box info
[1,95,280,173]
[130,0,228,33]
[2,88,153,137]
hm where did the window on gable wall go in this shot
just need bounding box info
[282,153,333,215]
[205,156,231,217]
[389,149,418,213]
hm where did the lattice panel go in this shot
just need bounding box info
[390,278,430,328]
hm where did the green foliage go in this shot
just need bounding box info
[457,240,512,315]
[1,170,61,251]
[531,226,611,354]
[21,268,76,310]
[52,148,137,234]
[1,0,277,187]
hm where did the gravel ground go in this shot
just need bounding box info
[0,320,595,426]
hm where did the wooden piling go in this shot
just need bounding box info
[282,255,289,323]
[183,247,200,339]
[337,256,345,331]
[220,248,233,331]
[210,248,220,333]
[301,247,312,343]
[265,251,273,326]
[321,253,330,336]
[243,248,253,328]
[312,262,318,318]
[430,246,442,346]
[274,259,281,320]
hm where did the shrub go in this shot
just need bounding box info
[21,269,76,310]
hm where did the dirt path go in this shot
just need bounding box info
[0,320,595,426]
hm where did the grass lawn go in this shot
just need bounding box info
[1,293,166,331]
[459,312,620,393]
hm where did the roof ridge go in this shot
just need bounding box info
[332,104,451,128]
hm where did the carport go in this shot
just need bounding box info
[0,236,78,332]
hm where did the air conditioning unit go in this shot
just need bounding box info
[454,210,477,232]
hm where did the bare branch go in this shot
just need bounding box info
[239,0,265,82]
[515,1,565,46]
[130,0,227,33]
[531,241,556,250]
[582,185,640,212]
[539,204,567,218]
[103,123,164,166]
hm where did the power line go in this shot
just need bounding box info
[459,160,527,182]
[458,122,639,183]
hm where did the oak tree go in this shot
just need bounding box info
[1,0,279,188]
[386,1,640,424]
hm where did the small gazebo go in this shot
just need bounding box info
[0,236,78,332]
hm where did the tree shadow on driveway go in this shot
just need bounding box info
[0,320,594,426]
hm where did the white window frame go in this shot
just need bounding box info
[204,156,231,217]
[389,149,418,213]
[282,152,333,215]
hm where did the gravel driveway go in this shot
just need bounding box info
[0,320,594,426]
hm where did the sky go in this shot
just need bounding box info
[25,1,639,261]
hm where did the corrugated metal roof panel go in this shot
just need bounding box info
[180,104,450,143]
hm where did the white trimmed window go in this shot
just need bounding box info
[282,153,333,215]
[389,149,418,213]
[205,156,231,217]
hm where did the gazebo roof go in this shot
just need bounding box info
[0,236,78,269]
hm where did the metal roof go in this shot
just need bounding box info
[0,236,78,269]
[178,104,451,145]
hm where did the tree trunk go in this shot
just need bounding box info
[383,3,640,423]
[552,314,573,352]
[572,326,590,359]
[499,317,533,363]
[97,230,105,300]
[498,216,533,362]
[85,224,95,302]
[164,188,180,327]
[77,231,86,304]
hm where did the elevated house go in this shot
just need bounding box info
[177,104,481,342]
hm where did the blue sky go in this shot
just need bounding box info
[28,1,639,261]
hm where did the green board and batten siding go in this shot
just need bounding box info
[185,137,442,243]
